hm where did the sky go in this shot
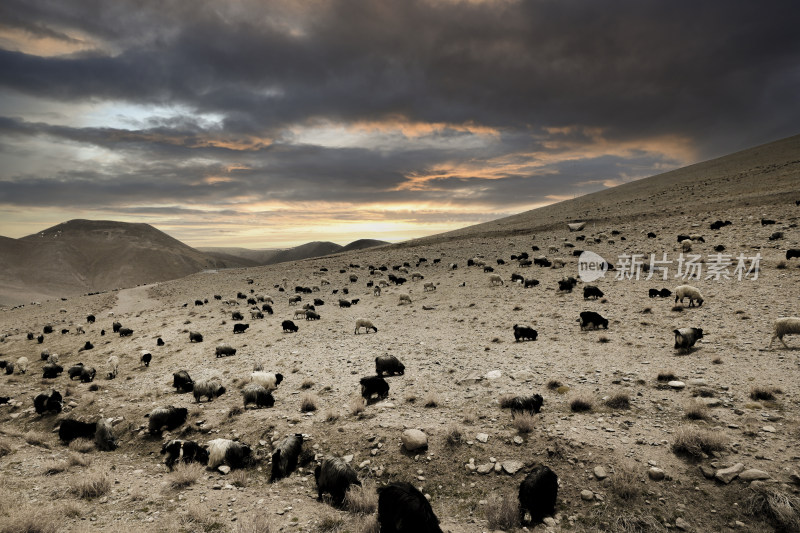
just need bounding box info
[1,1,798,248]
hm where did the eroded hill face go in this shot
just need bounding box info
[0,135,798,532]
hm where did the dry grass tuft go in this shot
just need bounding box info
[444,424,464,447]
[604,393,630,409]
[685,401,710,421]
[234,508,273,533]
[300,393,318,412]
[300,378,314,389]
[672,427,727,458]
[423,393,440,408]
[70,469,111,499]
[42,459,67,476]
[569,395,594,413]
[777,260,788,269]
[671,305,684,312]
[179,503,227,532]
[344,480,378,514]
[228,406,243,418]
[556,385,570,395]
[610,461,642,501]
[712,357,723,364]
[323,410,339,422]
[68,438,95,454]
[230,469,249,488]
[317,514,345,532]
[613,513,665,533]
[0,438,13,458]
[0,503,60,533]
[743,482,800,532]
[484,492,520,531]
[641,307,652,314]
[750,386,778,401]
[349,397,365,417]
[546,379,562,390]
[23,431,50,448]
[404,393,417,404]
[67,452,92,468]
[597,335,610,343]
[169,462,204,489]
[512,413,537,434]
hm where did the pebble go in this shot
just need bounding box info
[543,517,557,527]
[648,467,665,481]
[762,426,776,433]
[476,433,489,443]
[675,517,690,530]
[715,463,744,484]
[218,466,230,474]
[738,469,770,481]
[401,429,428,451]
[668,381,686,389]
[593,466,607,480]
[477,463,493,475]
[502,460,524,475]
[513,436,524,445]
[580,490,594,501]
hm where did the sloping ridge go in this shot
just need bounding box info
[340,239,390,252]
[402,133,800,246]
[264,241,344,265]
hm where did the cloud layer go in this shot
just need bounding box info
[1,0,798,246]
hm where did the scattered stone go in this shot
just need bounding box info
[543,517,557,527]
[502,460,524,475]
[648,467,665,481]
[343,454,354,463]
[739,469,770,481]
[580,490,594,501]
[703,398,722,407]
[513,436,524,445]
[476,433,489,443]
[218,466,231,475]
[485,370,502,379]
[789,472,800,485]
[477,463,493,475]
[715,463,744,484]
[401,429,428,452]
[494,463,502,473]
[593,466,607,480]
[668,381,686,389]
[700,465,715,479]
[762,426,776,433]
[675,517,690,530]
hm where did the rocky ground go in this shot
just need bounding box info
[1,145,800,532]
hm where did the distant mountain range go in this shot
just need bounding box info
[0,220,388,306]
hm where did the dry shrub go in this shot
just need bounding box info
[67,452,92,468]
[180,503,226,532]
[42,459,67,476]
[0,502,60,533]
[169,462,204,489]
[712,357,723,364]
[569,395,594,413]
[61,500,84,518]
[70,469,111,499]
[0,438,13,457]
[656,371,676,382]
[318,513,345,532]
[423,393,440,408]
[671,305,684,312]
[323,410,339,422]
[349,397,365,416]
[611,462,641,501]
[23,431,50,448]
[344,480,378,514]
[692,388,716,398]
[684,401,710,421]
[404,393,417,404]
[230,469,249,488]
[777,260,788,269]
[462,411,476,424]
[68,438,95,454]
[743,482,800,532]
[228,406,243,418]
[300,378,314,389]
[641,307,652,314]
[484,492,520,530]
[300,393,318,412]
[750,386,778,401]
[235,508,273,533]
[444,425,464,447]
[613,513,664,533]
[604,393,630,409]
[546,379,562,390]
[671,427,727,458]
[598,335,610,343]
[512,413,537,434]
[358,515,380,533]
[88,383,99,392]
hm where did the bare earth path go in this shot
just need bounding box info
[111,284,160,316]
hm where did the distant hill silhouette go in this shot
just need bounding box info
[0,220,249,306]
[199,238,389,265]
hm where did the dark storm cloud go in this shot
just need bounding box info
[2,0,799,146]
[1,0,799,240]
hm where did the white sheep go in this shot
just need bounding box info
[674,285,704,307]
[489,274,504,286]
[398,294,412,305]
[293,309,307,319]
[423,282,436,291]
[15,356,28,374]
[321,278,330,285]
[551,257,566,269]
[378,280,389,287]
[354,318,378,334]
[250,371,283,391]
[47,353,60,364]
[680,239,692,252]
[769,317,800,349]
[411,272,424,281]
[106,355,119,379]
